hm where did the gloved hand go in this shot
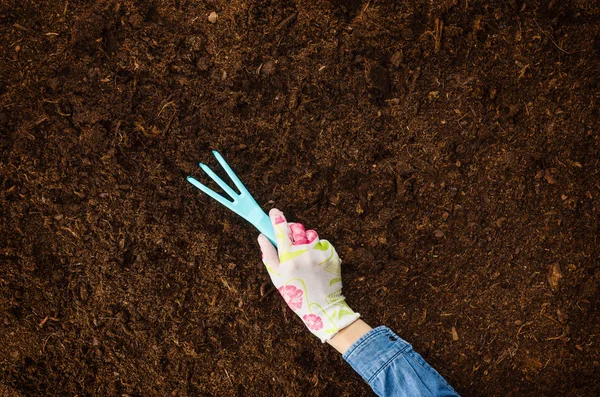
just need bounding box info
[257,209,360,342]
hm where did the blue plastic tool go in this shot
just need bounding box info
[186,151,277,247]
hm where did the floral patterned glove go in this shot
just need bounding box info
[257,209,360,342]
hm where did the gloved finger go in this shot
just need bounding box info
[269,208,291,248]
[306,229,319,244]
[289,222,309,245]
[258,233,279,271]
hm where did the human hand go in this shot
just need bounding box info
[257,209,360,342]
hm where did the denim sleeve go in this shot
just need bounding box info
[343,326,460,397]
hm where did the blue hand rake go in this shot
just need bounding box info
[186,151,277,247]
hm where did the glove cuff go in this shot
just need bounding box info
[302,297,360,342]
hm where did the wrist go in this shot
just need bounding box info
[326,319,372,354]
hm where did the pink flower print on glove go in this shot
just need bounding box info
[302,314,323,331]
[278,285,304,310]
[274,213,286,225]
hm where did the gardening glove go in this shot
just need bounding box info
[257,208,360,342]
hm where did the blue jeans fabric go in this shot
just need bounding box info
[343,326,460,397]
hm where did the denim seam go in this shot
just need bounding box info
[408,350,457,393]
[366,349,405,384]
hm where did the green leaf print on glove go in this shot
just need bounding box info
[257,209,360,342]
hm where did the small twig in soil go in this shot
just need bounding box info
[275,12,297,32]
[533,20,583,55]
[157,95,175,116]
[543,314,560,324]
[158,102,175,117]
[42,333,58,352]
[545,332,567,341]
[434,18,443,52]
[61,226,80,238]
[516,321,533,339]
[39,316,49,327]
[408,67,421,96]
[224,369,234,388]
[162,110,177,136]
[220,277,239,294]
[156,99,177,135]
[13,23,32,33]
[56,108,71,117]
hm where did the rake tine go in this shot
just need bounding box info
[212,150,250,196]
[186,176,234,210]
[199,163,239,200]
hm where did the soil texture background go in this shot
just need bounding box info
[1,0,600,395]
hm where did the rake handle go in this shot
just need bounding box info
[244,206,277,247]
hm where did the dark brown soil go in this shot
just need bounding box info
[1,0,600,396]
